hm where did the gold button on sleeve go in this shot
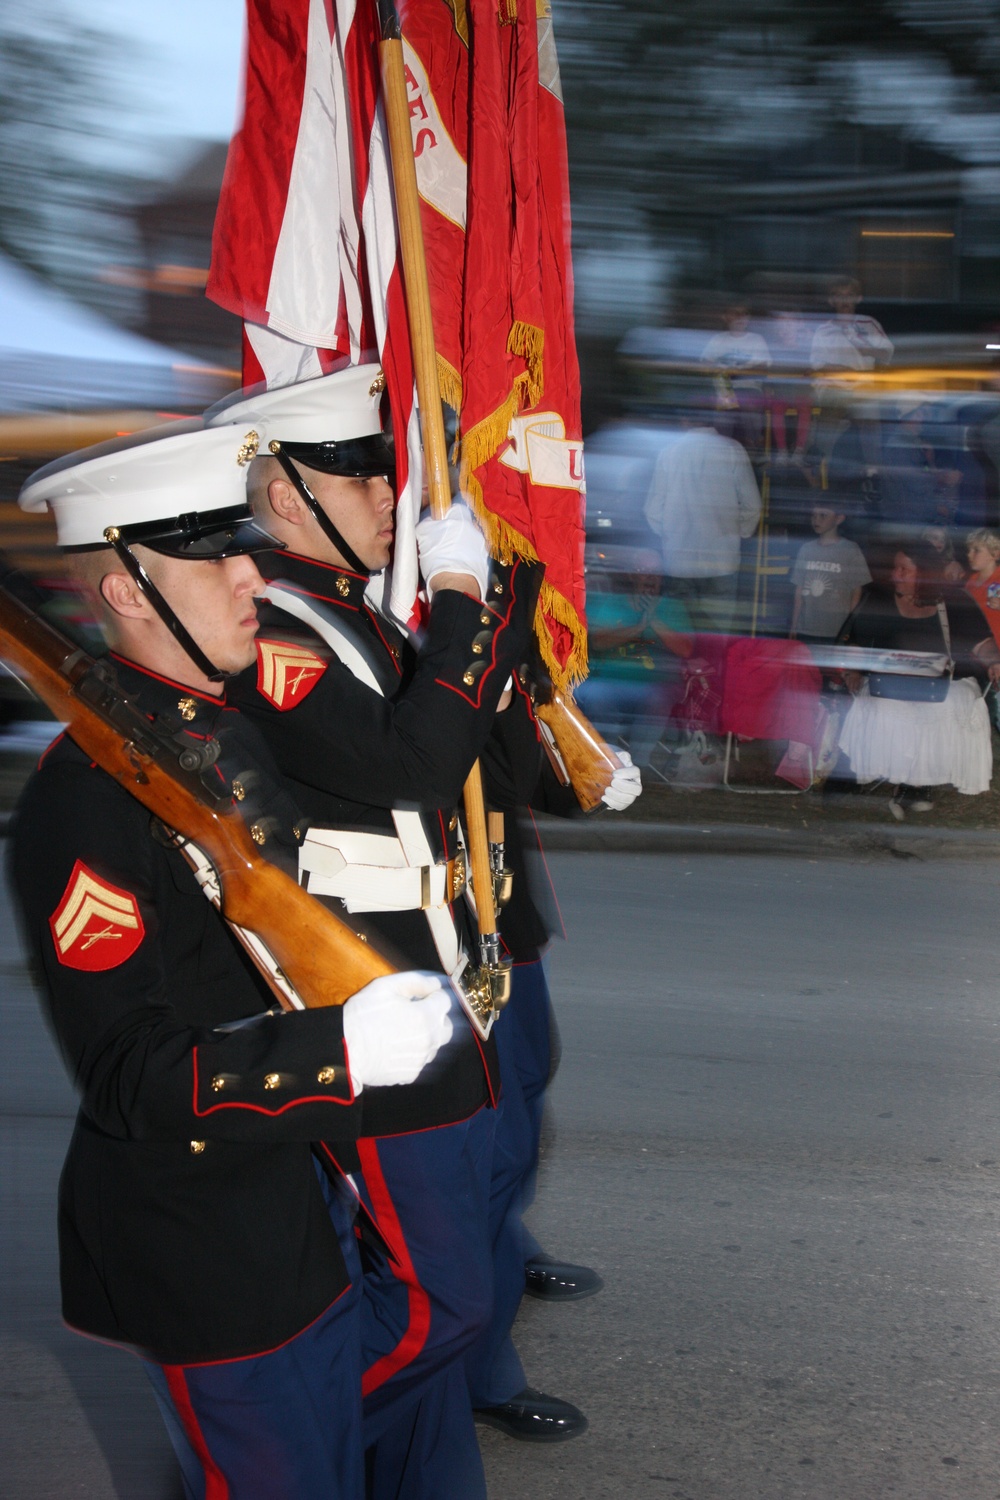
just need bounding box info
[210,1074,226,1093]
[317,1066,337,1085]
[190,1140,206,1154]
[231,779,246,801]
[463,671,475,686]
[250,824,267,846]
[263,1072,281,1091]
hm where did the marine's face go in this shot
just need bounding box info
[301,468,396,572]
[150,551,264,675]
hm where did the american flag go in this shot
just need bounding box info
[207,0,423,628]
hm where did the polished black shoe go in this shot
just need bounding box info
[474,1386,588,1442]
[524,1254,604,1302]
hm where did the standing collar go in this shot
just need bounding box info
[107,652,228,735]
[259,550,371,611]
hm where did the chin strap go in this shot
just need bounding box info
[271,450,371,578]
[103,528,229,683]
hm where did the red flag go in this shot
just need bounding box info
[207,0,424,629]
[399,0,586,687]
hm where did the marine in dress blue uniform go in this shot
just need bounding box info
[209,367,599,1452]
[12,420,457,1499]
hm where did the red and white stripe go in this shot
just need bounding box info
[209,0,423,628]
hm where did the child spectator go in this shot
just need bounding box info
[790,502,871,642]
[964,528,1000,650]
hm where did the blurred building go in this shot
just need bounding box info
[116,141,241,367]
[710,125,999,332]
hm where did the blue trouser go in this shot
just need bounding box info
[146,1173,364,1500]
[356,1106,495,1500]
[465,959,553,1407]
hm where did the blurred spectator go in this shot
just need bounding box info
[701,301,771,455]
[964,529,1000,660]
[701,302,771,375]
[838,539,993,814]
[811,276,893,473]
[764,310,814,463]
[790,502,871,643]
[577,548,693,768]
[924,525,966,584]
[880,402,961,531]
[810,277,893,374]
[643,409,762,633]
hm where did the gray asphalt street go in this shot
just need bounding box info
[4,851,1000,1498]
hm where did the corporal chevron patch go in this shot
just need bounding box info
[49,860,145,972]
[256,639,327,710]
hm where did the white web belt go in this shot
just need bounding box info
[299,827,461,913]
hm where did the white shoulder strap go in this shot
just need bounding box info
[263,584,384,695]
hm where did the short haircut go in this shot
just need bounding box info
[967,528,1000,561]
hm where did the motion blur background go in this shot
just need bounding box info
[4,0,1000,814]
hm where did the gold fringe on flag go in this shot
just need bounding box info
[433,322,586,688]
[506,321,544,409]
[498,0,518,25]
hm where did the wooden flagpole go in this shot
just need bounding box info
[377,0,505,986]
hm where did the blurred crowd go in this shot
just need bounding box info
[581,277,1000,813]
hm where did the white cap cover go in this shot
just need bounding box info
[19,419,263,548]
[204,364,385,448]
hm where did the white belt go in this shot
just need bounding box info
[299,827,465,914]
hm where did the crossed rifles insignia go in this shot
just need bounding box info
[49,861,146,972]
[255,640,327,711]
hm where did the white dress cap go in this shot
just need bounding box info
[20,419,263,548]
[204,363,386,447]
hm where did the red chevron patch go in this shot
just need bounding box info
[256,639,327,710]
[49,860,145,972]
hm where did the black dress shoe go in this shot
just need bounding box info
[474,1387,588,1442]
[524,1254,604,1302]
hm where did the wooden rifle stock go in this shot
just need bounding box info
[0,587,394,1008]
[535,688,622,813]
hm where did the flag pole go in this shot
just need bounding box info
[377,0,509,1004]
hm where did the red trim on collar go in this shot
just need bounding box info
[107,653,225,706]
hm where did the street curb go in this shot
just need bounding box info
[2,808,992,860]
[525,815,1000,860]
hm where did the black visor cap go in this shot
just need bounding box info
[115,506,282,560]
[277,432,394,479]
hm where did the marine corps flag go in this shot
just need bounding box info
[398,0,586,686]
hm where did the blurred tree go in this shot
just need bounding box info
[0,2,138,298]
[554,0,1000,293]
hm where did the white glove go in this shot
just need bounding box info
[342,971,454,1093]
[415,503,490,600]
[601,748,643,811]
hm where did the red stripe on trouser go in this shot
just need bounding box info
[357,1137,432,1398]
[162,1365,230,1500]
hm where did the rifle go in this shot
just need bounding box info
[0,583,394,1009]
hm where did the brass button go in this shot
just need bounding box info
[292,823,304,840]
[232,779,246,801]
[335,577,351,598]
[449,814,458,831]
[463,671,475,686]
[356,932,368,943]
[317,1066,337,1085]
[190,1140,205,1154]
[479,611,491,625]
[471,641,483,655]
[493,581,503,595]
[250,824,267,846]
[210,1074,226,1093]
[263,1073,281,1090]
[178,697,197,722]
